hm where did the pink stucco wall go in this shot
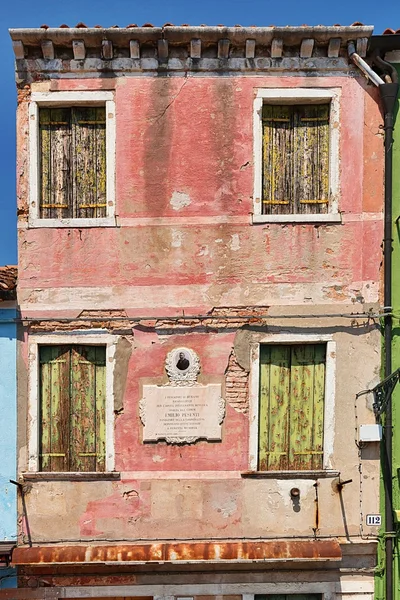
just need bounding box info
[18,76,383,308]
[16,72,384,542]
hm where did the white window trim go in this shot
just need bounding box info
[27,331,117,473]
[28,91,116,228]
[248,333,336,472]
[252,87,341,224]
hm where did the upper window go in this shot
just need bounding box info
[253,88,341,224]
[262,104,329,217]
[248,334,336,473]
[39,107,106,220]
[29,91,116,228]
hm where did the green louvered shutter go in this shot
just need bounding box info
[39,346,71,472]
[262,104,329,215]
[258,344,326,471]
[259,345,291,471]
[39,345,106,472]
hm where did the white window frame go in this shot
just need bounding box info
[28,91,116,228]
[253,87,341,224]
[248,333,336,472]
[27,331,117,473]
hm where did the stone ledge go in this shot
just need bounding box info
[241,470,340,479]
[21,471,121,481]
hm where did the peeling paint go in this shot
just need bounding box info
[229,234,241,251]
[113,337,132,413]
[170,191,191,211]
[171,229,184,248]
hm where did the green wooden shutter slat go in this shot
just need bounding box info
[39,345,106,473]
[95,346,107,471]
[259,346,271,471]
[70,346,96,472]
[311,344,326,470]
[288,345,325,470]
[69,345,106,472]
[259,346,291,471]
[39,346,52,471]
[262,105,293,215]
[268,346,291,470]
[39,346,70,472]
[259,344,325,472]
[289,345,315,470]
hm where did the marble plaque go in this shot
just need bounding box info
[140,384,225,444]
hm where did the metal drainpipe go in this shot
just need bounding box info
[375,55,399,600]
[348,45,399,600]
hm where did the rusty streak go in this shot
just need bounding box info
[12,540,341,565]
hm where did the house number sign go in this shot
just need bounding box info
[365,514,381,526]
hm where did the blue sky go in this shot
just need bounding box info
[1,0,399,265]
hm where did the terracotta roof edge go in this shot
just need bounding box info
[9,24,374,41]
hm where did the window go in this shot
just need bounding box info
[28,334,116,474]
[253,88,341,223]
[39,345,106,472]
[39,107,106,220]
[262,104,329,216]
[29,91,116,227]
[248,335,336,472]
[259,344,325,471]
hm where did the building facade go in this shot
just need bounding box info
[8,23,385,600]
[0,266,18,591]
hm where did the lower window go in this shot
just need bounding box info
[258,344,326,471]
[39,345,106,472]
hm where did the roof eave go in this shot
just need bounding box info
[9,25,374,48]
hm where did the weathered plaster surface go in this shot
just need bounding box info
[18,323,381,543]
[17,76,383,314]
[15,66,384,585]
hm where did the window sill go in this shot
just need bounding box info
[241,470,340,479]
[21,472,120,481]
[252,213,342,224]
[28,217,116,228]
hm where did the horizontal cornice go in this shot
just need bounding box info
[10,25,373,80]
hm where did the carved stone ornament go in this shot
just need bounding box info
[139,348,225,445]
[165,347,200,385]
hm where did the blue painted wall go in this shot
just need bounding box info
[0,307,17,588]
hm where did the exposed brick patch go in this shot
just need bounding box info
[155,305,269,330]
[17,86,31,103]
[27,309,131,333]
[26,307,268,335]
[225,349,249,414]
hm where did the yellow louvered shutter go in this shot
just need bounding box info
[262,104,329,215]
